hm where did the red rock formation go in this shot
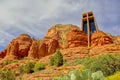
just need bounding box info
[66,29,88,48]
[46,24,79,38]
[91,31,113,46]
[0,50,6,58]
[113,36,120,45]
[28,38,59,58]
[45,24,80,48]
[0,24,119,61]
[2,34,32,60]
[28,40,39,58]
[89,44,120,56]
[28,24,80,59]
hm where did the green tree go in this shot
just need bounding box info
[50,50,63,67]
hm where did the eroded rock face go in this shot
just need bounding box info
[4,34,32,60]
[45,24,80,48]
[0,24,119,61]
[113,36,120,45]
[91,31,113,46]
[47,38,59,55]
[66,29,88,48]
[28,38,59,58]
[46,24,79,38]
[0,50,6,58]
[28,24,80,58]
[28,40,39,58]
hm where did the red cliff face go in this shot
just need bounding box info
[91,31,113,46]
[66,29,88,48]
[0,24,120,60]
[3,34,32,60]
[0,50,6,58]
[28,38,59,58]
[45,24,80,49]
[28,24,79,58]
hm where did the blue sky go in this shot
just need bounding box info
[0,0,120,51]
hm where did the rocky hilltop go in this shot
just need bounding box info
[0,24,120,61]
[0,24,120,80]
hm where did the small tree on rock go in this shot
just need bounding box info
[50,50,63,67]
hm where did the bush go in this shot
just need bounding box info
[50,56,54,66]
[75,58,81,65]
[12,59,18,63]
[3,60,11,66]
[33,62,46,72]
[50,50,63,67]
[0,70,16,80]
[3,59,18,66]
[80,54,120,76]
[21,62,35,73]
[105,72,120,80]
[19,65,24,74]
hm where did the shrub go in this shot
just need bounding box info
[0,69,16,80]
[19,65,24,74]
[50,50,64,67]
[81,54,120,76]
[63,57,67,64]
[3,59,18,66]
[75,58,81,65]
[3,60,11,66]
[38,78,43,80]
[105,72,120,80]
[50,56,54,66]
[33,62,46,72]
[12,59,18,63]
[23,62,35,73]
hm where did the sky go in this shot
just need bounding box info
[0,0,120,51]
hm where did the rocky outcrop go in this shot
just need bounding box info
[66,29,88,48]
[46,24,79,38]
[0,24,119,61]
[2,34,32,60]
[28,40,39,58]
[89,44,120,56]
[23,24,80,58]
[91,31,113,46]
[113,36,120,45]
[45,24,80,48]
[0,50,6,58]
[61,47,89,59]
[28,38,59,58]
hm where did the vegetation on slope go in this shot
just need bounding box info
[50,50,64,67]
[80,54,120,76]
[105,72,120,80]
[52,69,104,80]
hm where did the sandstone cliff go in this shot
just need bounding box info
[0,24,80,59]
[3,34,32,60]
[0,24,120,60]
[66,29,88,48]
